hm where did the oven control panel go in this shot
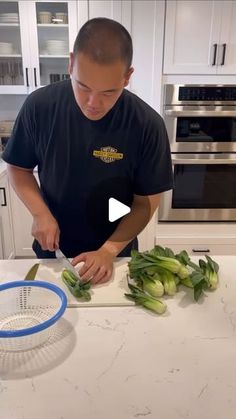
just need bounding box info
[179,86,236,101]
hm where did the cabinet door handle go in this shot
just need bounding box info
[192,248,210,253]
[212,43,217,66]
[221,43,226,65]
[34,68,37,87]
[0,187,6,206]
[25,67,29,87]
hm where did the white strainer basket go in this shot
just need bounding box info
[0,281,67,352]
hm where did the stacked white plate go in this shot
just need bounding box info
[45,39,68,55]
[0,42,13,55]
[0,13,19,23]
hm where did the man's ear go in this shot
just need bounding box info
[124,67,134,87]
[68,52,74,74]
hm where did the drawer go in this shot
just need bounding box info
[156,241,236,256]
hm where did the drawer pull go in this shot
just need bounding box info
[34,68,37,87]
[0,187,6,206]
[212,43,217,66]
[25,67,29,87]
[192,248,210,253]
[221,43,226,66]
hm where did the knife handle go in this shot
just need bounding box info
[24,263,40,280]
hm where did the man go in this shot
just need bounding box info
[2,18,173,284]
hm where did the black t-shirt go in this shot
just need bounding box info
[3,80,173,256]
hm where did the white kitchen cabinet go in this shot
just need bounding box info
[0,172,14,259]
[156,240,236,256]
[0,1,29,94]
[9,172,39,257]
[164,0,236,75]
[87,0,131,31]
[0,0,77,94]
[86,0,165,110]
[217,0,236,74]
[156,223,236,256]
[88,0,123,21]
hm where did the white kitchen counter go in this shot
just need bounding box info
[1,255,236,419]
[0,258,133,307]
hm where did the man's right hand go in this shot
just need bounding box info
[32,212,60,251]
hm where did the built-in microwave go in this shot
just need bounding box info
[159,85,236,222]
[164,84,236,153]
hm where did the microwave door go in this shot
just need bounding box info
[164,108,236,153]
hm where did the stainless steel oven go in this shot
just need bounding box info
[164,84,236,153]
[159,153,236,221]
[159,85,236,222]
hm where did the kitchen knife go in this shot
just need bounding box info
[55,249,81,282]
[24,263,40,280]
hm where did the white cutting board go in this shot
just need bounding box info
[0,258,134,308]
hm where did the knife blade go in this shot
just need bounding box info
[55,249,81,282]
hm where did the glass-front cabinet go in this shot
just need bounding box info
[0,0,78,94]
[0,1,25,92]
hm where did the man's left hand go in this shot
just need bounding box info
[71,247,114,284]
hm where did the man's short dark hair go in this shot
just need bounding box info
[73,17,133,69]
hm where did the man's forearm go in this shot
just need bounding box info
[101,195,160,257]
[7,164,51,217]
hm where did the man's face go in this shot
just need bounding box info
[69,52,133,121]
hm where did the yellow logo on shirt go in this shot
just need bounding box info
[93,146,124,163]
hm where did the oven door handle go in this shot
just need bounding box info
[172,156,236,164]
[165,110,236,117]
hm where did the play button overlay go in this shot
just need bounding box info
[109,198,131,222]
[86,176,151,243]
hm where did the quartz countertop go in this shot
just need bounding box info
[0,258,133,307]
[1,255,236,419]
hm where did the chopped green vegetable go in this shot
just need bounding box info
[61,268,91,301]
